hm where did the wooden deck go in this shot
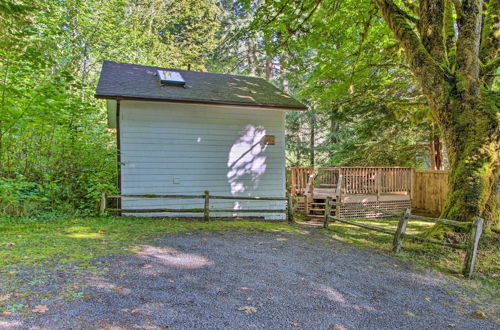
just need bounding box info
[289,167,413,219]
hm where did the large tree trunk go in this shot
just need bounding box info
[438,93,499,223]
[375,0,499,225]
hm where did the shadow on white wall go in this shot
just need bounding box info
[227,125,268,204]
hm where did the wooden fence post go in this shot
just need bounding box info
[323,197,332,228]
[204,190,210,221]
[463,217,483,278]
[287,193,294,223]
[393,208,411,253]
[100,192,106,215]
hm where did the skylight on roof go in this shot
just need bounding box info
[157,70,186,86]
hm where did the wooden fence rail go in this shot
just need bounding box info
[100,191,294,223]
[322,199,483,278]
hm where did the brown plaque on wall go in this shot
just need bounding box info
[264,135,275,145]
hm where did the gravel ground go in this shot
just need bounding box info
[2,228,498,329]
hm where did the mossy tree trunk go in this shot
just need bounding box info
[375,0,499,225]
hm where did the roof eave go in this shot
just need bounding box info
[94,94,307,111]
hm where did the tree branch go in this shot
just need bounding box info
[418,0,447,64]
[455,0,484,98]
[374,0,449,111]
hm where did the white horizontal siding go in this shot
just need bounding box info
[120,101,286,219]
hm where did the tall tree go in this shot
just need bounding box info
[229,0,432,168]
[374,0,499,223]
[243,0,498,223]
[0,0,223,215]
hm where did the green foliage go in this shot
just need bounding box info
[0,0,222,215]
[216,0,434,168]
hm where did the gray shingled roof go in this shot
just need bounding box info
[95,61,306,110]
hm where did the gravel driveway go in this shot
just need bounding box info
[3,228,498,329]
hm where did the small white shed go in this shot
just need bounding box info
[95,61,306,219]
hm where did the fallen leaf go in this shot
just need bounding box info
[1,242,15,246]
[472,310,488,319]
[239,286,249,291]
[237,306,257,314]
[1,311,12,316]
[291,321,300,327]
[142,264,153,269]
[276,237,287,241]
[332,324,347,330]
[405,311,416,317]
[32,305,49,313]
[424,297,431,302]
[448,323,457,327]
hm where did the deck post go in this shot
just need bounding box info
[335,174,343,218]
[287,193,294,223]
[203,190,210,221]
[393,208,410,253]
[376,168,381,201]
[323,197,332,228]
[100,192,107,215]
[463,217,483,278]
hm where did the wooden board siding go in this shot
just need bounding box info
[119,101,286,219]
[412,170,449,216]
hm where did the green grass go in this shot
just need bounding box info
[324,217,500,297]
[1,214,497,298]
[0,216,301,269]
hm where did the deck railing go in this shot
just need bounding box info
[289,167,413,197]
[289,167,314,196]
